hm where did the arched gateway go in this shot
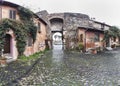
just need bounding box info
[50,18,65,50]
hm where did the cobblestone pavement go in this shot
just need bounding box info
[0,58,41,85]
[0,61,30,85]
[11,47,120,86]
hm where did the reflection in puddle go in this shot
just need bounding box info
[52,44,64,65]
[53,44,63,50]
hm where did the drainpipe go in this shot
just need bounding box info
[62,26,64,50]
[84,28,88,52]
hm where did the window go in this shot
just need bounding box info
[38,22,41,33]
[9,10,16,19]
[27,36,33,46]
[94,32,100,42]
[80,34,83,42]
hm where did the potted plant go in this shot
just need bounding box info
[78,42,84,52]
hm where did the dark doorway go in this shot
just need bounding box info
[106,39,110,47]
[4,34,11,53]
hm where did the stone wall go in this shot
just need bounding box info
[64,13,92,30]
[36,11,111,50]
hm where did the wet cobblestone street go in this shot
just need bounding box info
[15,47,120,86]
[0,61,31,85]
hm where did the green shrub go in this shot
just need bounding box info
[78,42,84,50]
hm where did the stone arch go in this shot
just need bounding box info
[50,18,64,31]
[49,18,64,50]
[4,30,18,59]
[49,17,64,21]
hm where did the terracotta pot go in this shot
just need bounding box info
[0,60,7,65]
[92,49,97,54]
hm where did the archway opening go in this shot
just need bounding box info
[52,32,63,50]
[50,18,63,31]
[50,18,64,50]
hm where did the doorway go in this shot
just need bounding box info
[4,34,11,53]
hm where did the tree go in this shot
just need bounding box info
[104,26,120,47]
[110,26,120,38]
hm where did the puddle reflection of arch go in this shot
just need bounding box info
[52,49,64,66]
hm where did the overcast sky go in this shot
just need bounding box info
[5,0,120,26]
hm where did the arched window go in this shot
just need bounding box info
[80,34,83,42]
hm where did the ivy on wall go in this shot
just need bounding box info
[0,6,37,56]
[18,7,37,43]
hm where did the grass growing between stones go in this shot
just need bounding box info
[19,52,42,62]
[18,50,48,62]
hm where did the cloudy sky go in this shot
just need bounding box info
[5,0,120,26]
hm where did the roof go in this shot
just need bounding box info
[92,20,111,27]
[64,12,90,19]
[1,1,47,25]
[78,26,104,32]
[1,1,19,7]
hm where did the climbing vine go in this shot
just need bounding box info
[17,7,37,43]
[0,6,37,56]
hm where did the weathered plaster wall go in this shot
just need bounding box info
[77,28,104,50]
[86,31,104,48]
[1,5,47,58]
[2,6,19,20]
[24,19,47,56]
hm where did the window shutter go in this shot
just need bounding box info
[13,11,16,19]
[9,10,12,19]
[38,22,41,33]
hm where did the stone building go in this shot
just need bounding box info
[0,1,47,60]
[37,11,111,51]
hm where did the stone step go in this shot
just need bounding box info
[6,59,16,63]
[3,54,15,63]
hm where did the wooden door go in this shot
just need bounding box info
[4,34,11,53]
